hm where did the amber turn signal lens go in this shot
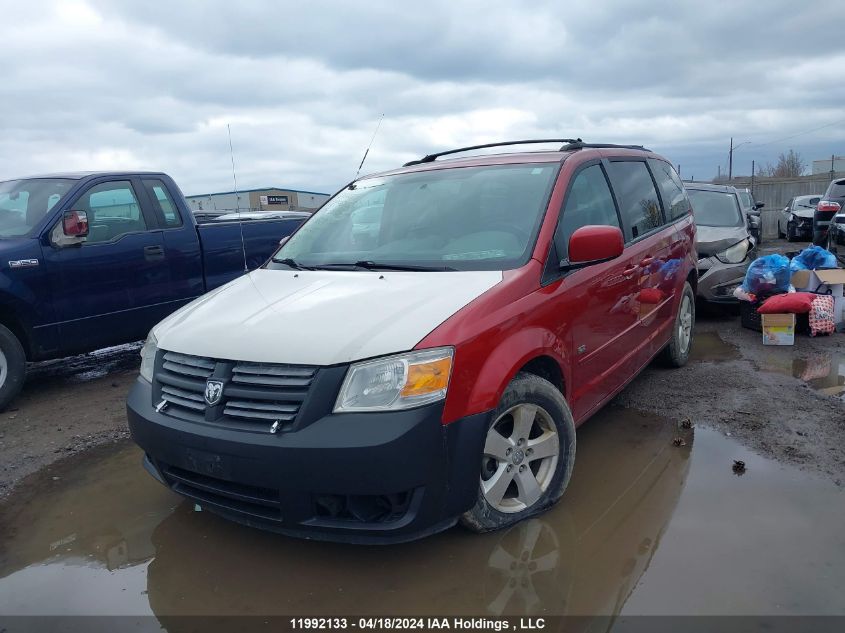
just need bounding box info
[400,356,452,398]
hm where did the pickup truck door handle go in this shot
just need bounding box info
[144,245,165,262]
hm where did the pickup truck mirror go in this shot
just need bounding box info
[63,210,89,237]
[560,225,624,271]
[51,210,89,248]
[753,202,765,210]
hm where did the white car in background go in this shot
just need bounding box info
[778,194,822,242]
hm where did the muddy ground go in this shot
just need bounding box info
[1,238,843,499]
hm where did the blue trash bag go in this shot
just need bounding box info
[741,253,791,296]
[789,245,837,273]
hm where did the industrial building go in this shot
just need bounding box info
[185,186,330,214]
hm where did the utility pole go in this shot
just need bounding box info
[718,165,721,180]
[728,137,733,180]
[831,154,836,181]
[751,160,755,194]
[676,164,681,177]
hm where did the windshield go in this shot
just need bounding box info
[688,189,744,227]
[270,163,558,271]
[0,178,76,238]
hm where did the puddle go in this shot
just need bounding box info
[1,408,844,621]
[760,351,845,400]
[688,332,741,362]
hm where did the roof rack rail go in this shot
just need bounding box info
[559,141,651,152]
[402,139,583,167]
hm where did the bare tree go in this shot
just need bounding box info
[756,150,806,178]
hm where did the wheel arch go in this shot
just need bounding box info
[443,326,570,424]
[0,305,31,360]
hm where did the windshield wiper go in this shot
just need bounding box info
[272,257,314,270]
[315,260,457,272]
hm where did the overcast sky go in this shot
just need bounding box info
[2,0,844,195]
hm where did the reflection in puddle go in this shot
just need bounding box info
[761,351,845,400]
[1,408,844,622]
[688,332,741,363]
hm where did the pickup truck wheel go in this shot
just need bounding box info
[460,373,576,533]
[0,324,26,411]
[659,282,695,368]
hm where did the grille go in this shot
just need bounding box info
[155,351,318,432]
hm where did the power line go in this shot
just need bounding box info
[747,117,845,149]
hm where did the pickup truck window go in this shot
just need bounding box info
[77,181,148,243]
[275,163,558,272]
[143,178,182,227]
[0,178,75,238]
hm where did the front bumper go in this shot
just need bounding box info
[696,256,752,303]
[127,379,490,544]
[788,217,813,239]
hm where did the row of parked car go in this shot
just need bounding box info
[777,179,845,248]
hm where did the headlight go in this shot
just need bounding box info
[715,239,750,264]
[334,347,453,413]
[139,331,158,382]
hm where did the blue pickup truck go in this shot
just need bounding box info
[0,171,307,408]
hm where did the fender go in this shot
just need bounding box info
[443,326,570,425]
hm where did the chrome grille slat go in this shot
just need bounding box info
[231,374,312,387]
[162,361,213,378]
[223,407,298,422]
[225,400,299,413]
[233,363,316,378]
[162,392,206,411]
[155,351,318,432]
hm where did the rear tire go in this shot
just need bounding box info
[659,282,695,368]
[460,373,576,533]
[0,324,26,411]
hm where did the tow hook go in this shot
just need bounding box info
[155,400,168,413]
[270,421,280,434]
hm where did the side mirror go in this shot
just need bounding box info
[63,210,89,237]
[561,225,625,271]
[753,202,765,210]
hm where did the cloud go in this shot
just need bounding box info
[0,0,843,194]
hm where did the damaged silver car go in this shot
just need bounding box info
[685,183,757,303]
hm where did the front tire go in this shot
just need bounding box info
[659,282,695,368]
[786,223,796,242]
[0,324,26,411]
[460,373,576,533]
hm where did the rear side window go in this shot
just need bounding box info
[555,164,620,258]
[648,159,691,221]
[827,179,845,198]
[143,179,182,227]
[606,161,664,240]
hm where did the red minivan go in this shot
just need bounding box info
[128,140,697,543]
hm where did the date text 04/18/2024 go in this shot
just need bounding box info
[288,618,546,631]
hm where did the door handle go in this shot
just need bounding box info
[622,265,639,276]
[144,245,165,261]
[639,257,654,267]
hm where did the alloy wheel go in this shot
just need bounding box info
[678,294,693,354]
[481,403,560,513]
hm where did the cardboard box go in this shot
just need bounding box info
[762,313,795,345]
[791,268,845,326]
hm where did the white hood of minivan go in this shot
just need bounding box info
[154,268,502,366]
